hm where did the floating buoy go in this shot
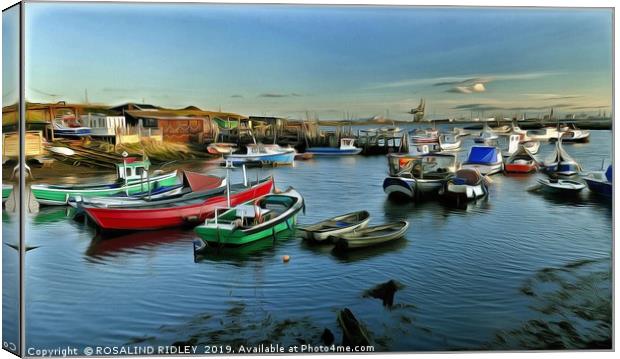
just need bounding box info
[282,255,290,263]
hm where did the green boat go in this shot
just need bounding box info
[213,117,240,129]
[30,158,179,205]
[193,188,304,250]
[2,184,13,203]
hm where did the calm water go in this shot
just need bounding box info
[4,129,612,352]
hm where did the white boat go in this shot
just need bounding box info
[536,178,586,193]
[383,153,457,200]
[297,210,370,242]
[542,139,582,176]
[473,125,499,144]
[461,146,503,175]
[526,127,560,141]
[439,168,488,203]
[522,141,540,155]
[502,135,521,157]
[207,142,238,155]
[225,143,295,165]
[332,221,409,251]
[306,138,362,156]
[410,128,439,144]
[490,124,511,134]
[583,164,612,197]
[550,124,590,143]
[52,113,91,137]
[438,134,461,151]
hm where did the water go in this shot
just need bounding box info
[4,129,612,351]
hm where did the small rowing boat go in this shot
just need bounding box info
[536,178,585,193]
[473,125,498,144]
[438,133,461,151]
[332,221,409,251]
[297,210,370,242]
[207,142,238,155]
[550,124,590,143]
[193,188,304,249]
[439,168,488,203]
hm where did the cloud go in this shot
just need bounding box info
[368,71,560,90]
[445,82,486,94]
[452,103,573,112]
[522,93,582,100]
[570,105,610,110]
[258,92,304,98]
[230,94,244,98]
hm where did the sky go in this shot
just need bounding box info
[2,4,19,106]
[19,3,613,120]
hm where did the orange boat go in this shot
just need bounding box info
[505,145,538,173]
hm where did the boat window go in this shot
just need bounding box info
[126,167,133,178]
[136,167,145,177]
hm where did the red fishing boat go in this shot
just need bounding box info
[80,176,274,231]
[504,145,538,174]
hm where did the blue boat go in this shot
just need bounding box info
[542,139,581,176]
[461,146,503,175]
[225,144,295,166]
[583,165,612,197]
[306,138,362,156]
[52,116,92,137]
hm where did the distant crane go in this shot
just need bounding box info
[407,98,425,122]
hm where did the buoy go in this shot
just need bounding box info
[282,255,290,263]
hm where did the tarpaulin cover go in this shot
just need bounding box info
[466,146,498,164]
[606,165,612,182]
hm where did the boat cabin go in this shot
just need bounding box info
[388,154,457,179]
[340,138,357,150]
[115,158,151,181]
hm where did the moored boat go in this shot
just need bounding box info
[473,125,498,144]
[2,184,13,203]
[79,176,274,231]
[439,168,488,203]
[332,221,409,251]
[522,140,540,155]
[550,124,590,143]
[438,133,461,151]
[383,153,457,200]
[526,126,560,141]
[69,171,225,208]
[583,165,612,197]
[461,146,503,175]
[193,188,304,250]
[504,145,539,173]
[297,210,370,243]
[542,139,582,176]
[225,143,295,166]
[306,138,362,156]
[410,128,439,144]
[536,178,586,193]
[31,158,178,205]
[207,142,238,155]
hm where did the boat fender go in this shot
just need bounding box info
[282,255,290,263]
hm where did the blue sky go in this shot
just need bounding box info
[22,3,612,119]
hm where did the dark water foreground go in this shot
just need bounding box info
[2,130,612,352]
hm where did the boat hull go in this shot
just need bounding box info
[584,178,612,197]
[441,183,486,201]
[81,177,274,230]
[505,163,537,173]
[297,216,370,242]
[382,177,443,200]
[305,147,362,156]
[195,215,298,248]
[225,151,295,165]
[537,179,585,193]
[31,172,179,206]
[333,221,409,251]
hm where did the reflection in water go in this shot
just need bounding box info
[86,229,193,259]
[194,231,297,264]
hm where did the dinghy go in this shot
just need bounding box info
[410,128,439,144]
[306,138,362,156]
[438,133,461,151]
[583,164,612,197]
[542,139,581,176]
[31,158,179,205]
[193,188,304,249]
[502,134,521,157]
[383,153,457,200]
[439,168,487,203]
[207,142,238,155]
[504,145,539,173]
[332,221,409,251]
[297,210,370,243]
[536,178,585,193]
[526,126,560,141]
[461,146,503,175]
